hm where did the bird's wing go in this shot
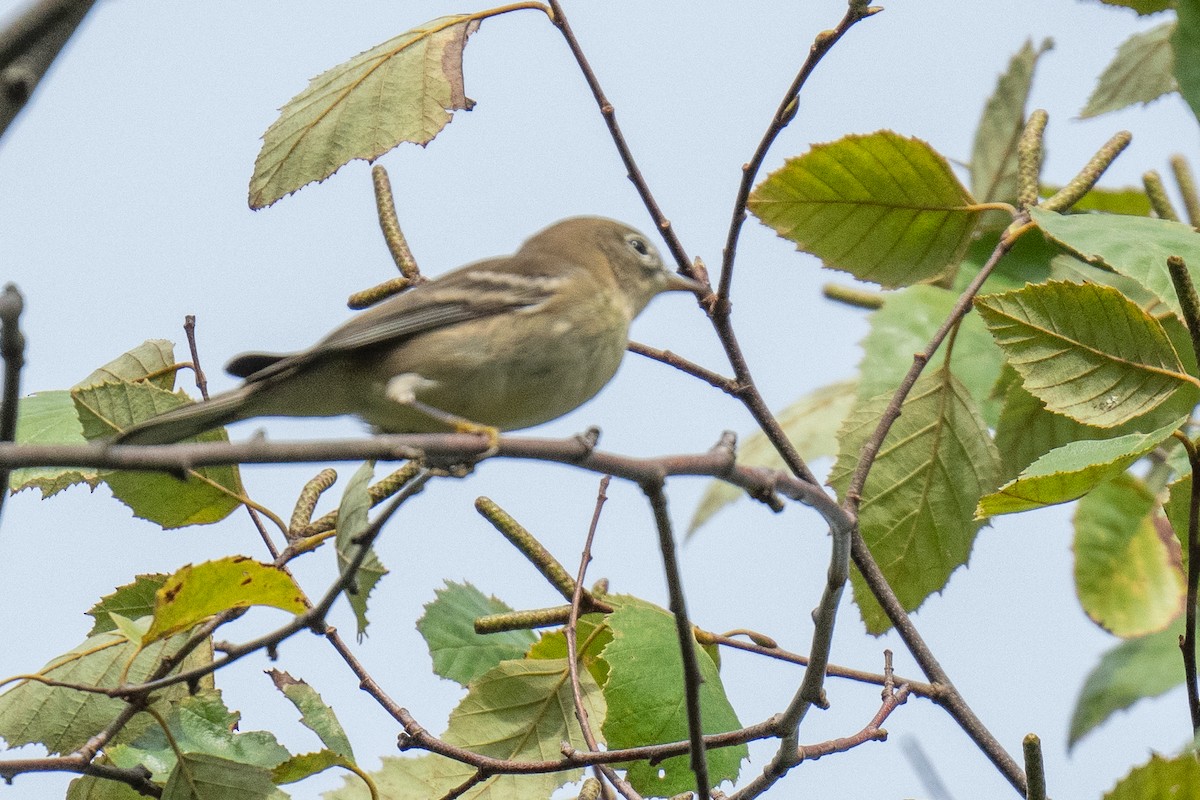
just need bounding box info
[234,259,569,383]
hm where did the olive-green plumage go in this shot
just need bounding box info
[115,217,701,444]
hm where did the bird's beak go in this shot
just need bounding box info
[663,271,707,294]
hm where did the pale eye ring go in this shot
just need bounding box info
[624,233,658,267]
[627,236,649,256]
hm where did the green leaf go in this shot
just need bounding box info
[1069,623,1188,747]
[828,368,1001,634]
[72,380,244,528]
[748,131,982,287]
[144,557,307,644]
[993,378,1116,481]
[88,575,169,635]
[268,670,355,760]
[10,390,97,496]
[107,690,290,783]
[1040,185,1153,216]
[162,752,276,800]
[1030,207,1200,320]
[971,38,1053,205]
[858,285,1006,426]
[76,340,178,392]
[1165,475,1193,576]
[688,380,857,535]
[975,281,1200,428]
[1074,473,1185,636]
[250,16,481,209]
[336,461,388,639]
[1088,0,1174,13]
[416,582,537,686]
[1082,22,1177,117]
[1105,754,1200,799]
[601,596,746,795]
[326,754,475,800]
[977,419,1183,516]
[0,632,213,754]
[272,749,354,785]
[953,228,1057,295]
[1174,0,1200,125]
[66,775,146,800]
[527,614,612,688]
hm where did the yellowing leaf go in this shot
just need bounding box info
[144,557,306,643]
[749,131,982,287]
[250,16,481,208]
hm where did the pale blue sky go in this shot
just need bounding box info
[0,1,1193,798]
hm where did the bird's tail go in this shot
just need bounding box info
[112,387,256,445]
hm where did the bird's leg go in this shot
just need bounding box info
[386,374,501,458]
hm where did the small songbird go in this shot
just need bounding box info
[114,217,703,445]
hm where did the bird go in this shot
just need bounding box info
[113,217,704,445]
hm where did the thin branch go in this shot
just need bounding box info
[643,479,709,799]
[546,0,693,275]
[702,633,939,700]
[566,476,641,800]
[717,1,878,302]
[627,341,733,391]
[0,283,25,527]
[0,0,96,138]
[1166,255,1200,734]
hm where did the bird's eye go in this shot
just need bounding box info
[627,236,649,257]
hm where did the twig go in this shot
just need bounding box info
[546,0,693,276]
[1022,734,1047,800]
[627,341,733,391]
[565,476,640,800]
[717,1,879,302]
[0,284,24,526]
[1167,255,1200,734]
[0,0,96,138]
[182,315,209,400]
[642,480,709,799]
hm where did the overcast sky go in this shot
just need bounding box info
[0,1,1194,798]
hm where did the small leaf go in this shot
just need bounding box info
[336,461,388,639]
[416,582,536,686]
[76,340,177,391]
[971,38,1053,205]
[688,380,857,535]
[1082,22,1177,117]
[1040,185,1152,216]
[88,575,169,635]
[9,391,97,496]
[1069,623,1188,748]
[272,749,354,785]
[72,380,244,528]
[1164,475,1193,577]
[1074,473,1184,637]
[325,754,474,800]
[162,752,276,800]
[1030,207,1200,320]
[977,419,1183,516]
[828,368,1001,634]
[144,557,307,644]
[0,632,213,755]
[858,285,1006,426]
[601,596,745,795]
[1104,754,1200,799]
[1088,0,1173,13]
[748,131,982,287]
[107,690,290,783]
[975,281,1200,428]
[250,16,481,208]
[1174,0,1200,125]
[269,670,355,760]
